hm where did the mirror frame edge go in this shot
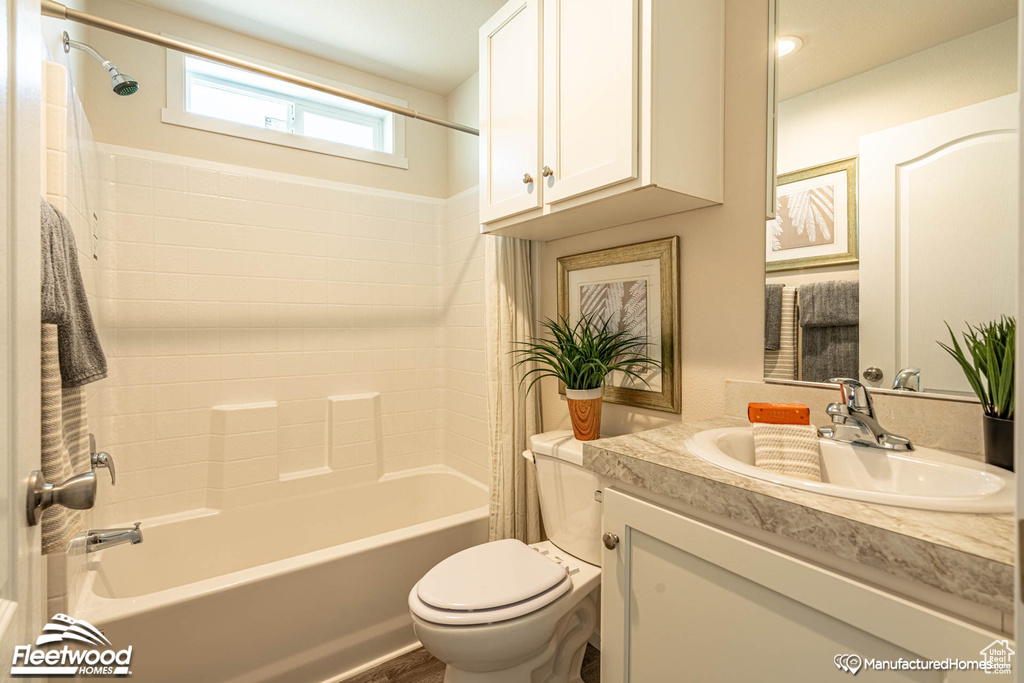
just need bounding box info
[766,0,779,221]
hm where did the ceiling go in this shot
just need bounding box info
[778,0,1017,100]
[130,0,507,95]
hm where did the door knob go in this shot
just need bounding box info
[27,471,97,526]
[523,173,534,184]
[602,532,619,550]
[541,165,554,177]
[862,367,883,383]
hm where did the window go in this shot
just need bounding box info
[163,48,407,168]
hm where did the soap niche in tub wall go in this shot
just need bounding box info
[207,392,385,509]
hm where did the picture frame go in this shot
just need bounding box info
[766,156,858,272]
[557,236,680,413]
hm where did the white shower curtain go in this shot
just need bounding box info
[485,235,542,544]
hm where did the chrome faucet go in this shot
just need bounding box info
[86,522,143,554]
[818,378,914,451]
[892,367,921,392]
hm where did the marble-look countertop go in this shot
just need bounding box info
[583,418,1015,613]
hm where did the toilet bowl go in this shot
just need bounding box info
[409,432,609,683]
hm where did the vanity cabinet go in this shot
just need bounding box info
[601,488,1003,682]
[478,0,724,241]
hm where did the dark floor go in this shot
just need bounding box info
[346,644,600,683]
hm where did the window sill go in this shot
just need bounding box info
[160,108,409,170]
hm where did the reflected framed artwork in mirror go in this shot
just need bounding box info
[767,157,858,273]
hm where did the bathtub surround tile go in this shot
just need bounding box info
[583,420,1014,614]
[90,147,488,527]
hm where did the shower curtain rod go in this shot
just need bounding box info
[40,0,480,136]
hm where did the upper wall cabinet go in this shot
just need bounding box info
[479,0,724,241]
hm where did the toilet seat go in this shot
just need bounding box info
[409,539,572,626]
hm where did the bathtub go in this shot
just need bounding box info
[75,467,488,683]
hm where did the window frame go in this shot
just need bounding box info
[163,38,408,169]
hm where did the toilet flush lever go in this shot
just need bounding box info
[89,434,116,485]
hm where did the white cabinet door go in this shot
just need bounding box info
[859,95,1018,393]
[602,489,1000,682]
[479,0,542,224]
[542,0,638,204]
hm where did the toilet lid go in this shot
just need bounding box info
[416,539,569,612]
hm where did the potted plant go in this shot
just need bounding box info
[513,315,659,441]
[939,316,1015,470]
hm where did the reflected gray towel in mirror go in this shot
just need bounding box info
[799,280,858,383]
[40,199,107,387]
[798,279,858,328]
[764,284,783,350]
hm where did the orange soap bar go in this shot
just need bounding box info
[747,402,810,425]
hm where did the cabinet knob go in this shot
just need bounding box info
[541,165,554,177]
[602,532,620,550]
[522,173,534,185]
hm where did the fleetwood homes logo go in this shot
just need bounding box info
[11,614,132,677]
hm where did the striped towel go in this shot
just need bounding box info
[751,422,822,482]
[764,286,798,380]
[41,324,87,554]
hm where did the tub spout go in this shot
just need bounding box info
[87,522,143,553]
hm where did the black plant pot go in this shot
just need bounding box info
[982,415,1014,471]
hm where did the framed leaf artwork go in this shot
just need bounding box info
[766,157,858,272]
[557,237,680,413]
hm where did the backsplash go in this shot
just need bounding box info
[725,379,985,458]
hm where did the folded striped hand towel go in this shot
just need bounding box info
[751,422,822,482]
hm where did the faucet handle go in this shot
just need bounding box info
[90,434,115,485]
[828,377,874,415]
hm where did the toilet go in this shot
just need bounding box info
[409,431,608,683]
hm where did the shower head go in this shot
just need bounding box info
[62,31,139,96]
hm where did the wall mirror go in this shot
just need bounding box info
[764,0,1019,397]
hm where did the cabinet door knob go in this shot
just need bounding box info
[602,532,619,550]
[523,173,534,185]
[541,165,554,177]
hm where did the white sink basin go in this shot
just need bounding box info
[686,427,1013,513]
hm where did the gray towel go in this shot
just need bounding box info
[764,284,783,350]
[798,280,859,383]
[40,199,107,387]
[799,280,858,328]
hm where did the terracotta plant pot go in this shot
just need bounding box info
[983,415,1014,471]
[566,387,603,441]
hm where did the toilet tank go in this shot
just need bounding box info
[527,431,608,566]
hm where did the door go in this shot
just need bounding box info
[602,488,1000,682]
[479,0,542,224]
[859,95,1018,393]
[0,0,45,667]
[542,0,638,204]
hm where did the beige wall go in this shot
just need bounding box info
[538,0,769,435]
[75,0,450,197]
[446,72,479,197]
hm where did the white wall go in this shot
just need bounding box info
[447,73,480,198]
[73,0,450,198]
